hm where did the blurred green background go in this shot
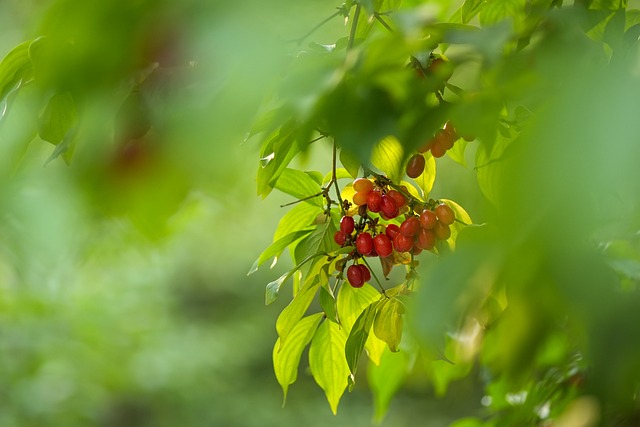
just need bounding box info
[0,0,485,426]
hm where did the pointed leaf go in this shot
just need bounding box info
[39,91,77,145]
[337,282,382,330]
[309,320,350,414]
[345,302,379,379]
[0,40,33,102]
[257,124,300,198]
[294,219,336,266]
[276,275,321,347]
[447,140,469,167]
[461,0,487,24]
[274,313,324,404]
[274,168,324,206]
[373,299,404,352]
[249,229,313,275]
[319,286,339,323]
[274,203,323,242]
[340,148,361,179]
[371,136,404,183]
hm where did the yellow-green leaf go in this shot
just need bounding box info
[414,152,436,198]
[373,299,404,352]
[309,319,350,414]
[276,274,321,347]
[371,136,404,183]
[274,313,324,405]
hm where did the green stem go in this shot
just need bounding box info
[362,258,388,296]
[289,10,342,45]
[347,4,362,50]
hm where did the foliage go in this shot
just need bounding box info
[2,0,640,426]
[247,0,640,425]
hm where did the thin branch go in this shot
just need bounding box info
[280,192,323,208]
[374,13,394,33]
[347,4,362,50]
[288,10,342,45]
[362,258,388,295]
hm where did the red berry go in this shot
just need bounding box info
[380,195,399,219]
[340,216,355,234]
[355,232,374,255]
[435,203,455,225]
[443,121,458,141]
[417,228,436,250]
[400,216,421,236]
[373,234,393,258]
[439,131,455,150]
[420,209,438,229]
[353,178,374,193]
[367,191,383,213]
[434,222,451,240]
[430,141,447,158]
[411,246,423,256]
[358,264,371,282]
[353,191,368,206]
[385,224,400,241]
[418,138,434,153]
[347,265,365,288]
[406,154,426,178]
[387,190,406,209]
[393,234,414,253]
[334,231,347,246]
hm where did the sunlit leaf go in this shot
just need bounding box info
[319,286,339,323]
[345,301,378,379]
[276,275,321,347]
[273,203,324,242]
[371,136,404,184]
[447,139,469,167]
[414,152,436,198]
[373,298,404,352]
[0,39,33,102]
[249,229,313,275]
[462,0,487,23]
[274,168,324,206]
[309,319,350,414]
[274,313,324,405]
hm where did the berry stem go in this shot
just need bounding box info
[288,9,343,45]
[361,258,388,296]
[279,191,325,208]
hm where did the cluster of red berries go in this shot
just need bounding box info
[334,178,457,288]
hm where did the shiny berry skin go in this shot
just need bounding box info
[358,264,371,282]
[353,178,374,193]
[434,222,451,240]
[387,190,406,209]
[439,131,455,150]
[340,216,355,234]
[367,191,383,213]
[400,216,421,236]
[347,265,365,288]
[443,121,457,140]
[380,195,399,219]
[417,228,436,250]
[393,234,414,253]
[419,209,438,229]
[435,203,455,225]
[406,154,426,178]
[373,234,393,258]
[334,231,347,246]
[385,224,400,241]
[355,232,374,255]
[353,191,368,206]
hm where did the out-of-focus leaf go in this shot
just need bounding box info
[479,0,526,27]
[462,0,487,23]
[274,168,323,206]
[368,347,410,422]
[274,313,324,405]
[371,136,404,184]
[373,298,404,352]
[0,40,33,102]
[309,319,349,414]
[447,139,469,167]
[257,124,300,198]
[340,148,361,179]
[276,275,321,347]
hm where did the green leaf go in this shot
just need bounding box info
[367,347,410,422]
[371,136,405,184]
[274,168,323,206]
[0,40,34,102]
[319,286,339,323]
[340,148,361,179]
[414,152,436,198]
[309,319,350,414]
[257,124,300,198]
[479,0,526,27]
[462,0,487,23]
[273,203,323,242]
[373,298,404,352]
[265,252,326,305]
[294,219,336,267]
[249,229,314,275]
[345,301,378,379]
[276,275,321,347]
[337,282,382,330]
[274,313,324,405]
[447,140,469,167]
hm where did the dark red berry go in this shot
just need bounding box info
[385,224,400,241]
[373,234,393,258]
[430,141,447,158]
[347,265,365,288]
[340,216,355,234]
[400,216,421,237]
[435,203,455,225]
[367,191,383,213]
[334,231,347,246]
[380,195,399,219]
[420,209,438,229]
[393,234,414,253]
[417,228,436,250]
[355,232,374,255]
[358,264,371,282]
[387,190,406,209]
[406,154,426,178]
